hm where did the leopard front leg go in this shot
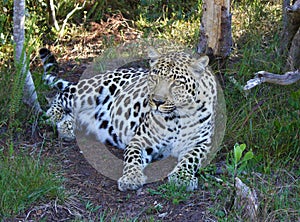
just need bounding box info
[118,145,147,191]
[168,144,208,191]
[118,113,166,191]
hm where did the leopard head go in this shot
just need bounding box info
[147,47,209,115]
[44,94,75,140]
[45,94,65,124]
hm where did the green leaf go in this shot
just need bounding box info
[241,150,254,163]
[239,144,246,152]
[234,143,243,163]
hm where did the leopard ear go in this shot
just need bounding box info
[189,55,209,76]
[195,55,209,68]
[148,47,161,67]
[148,47,160,59]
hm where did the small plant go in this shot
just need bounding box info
[8,45,30,132]
[226,143,254,201]
[148,182,192,205]
[85,201,102,213]
[226,143,254,180]
[206,144,255,220]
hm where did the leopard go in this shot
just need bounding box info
[39,47,218,191]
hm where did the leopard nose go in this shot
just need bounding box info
[152,96,165,106]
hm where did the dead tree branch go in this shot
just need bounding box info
[244,70,300,90]
[46,0,86,38]
[59,1,86,37]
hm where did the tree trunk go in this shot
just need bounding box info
[280,0,300,70]
[13,0,41,114]
[197,0,232,60]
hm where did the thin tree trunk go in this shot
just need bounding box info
[287,27,300,70]
[280,0,300,70]
[13,0,41,114]
[197,0,232,59]
[13,0,25,62]
[46,0,60,31]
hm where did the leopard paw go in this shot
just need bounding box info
[118,171,146,191]
[57,118,75,141]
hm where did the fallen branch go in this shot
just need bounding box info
[243,70,300,90]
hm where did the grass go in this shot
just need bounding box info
[255,169,299,221]
[148,182,192,205]
[0,152,65,218]
[216,2,300,219]
[136,14,200,47]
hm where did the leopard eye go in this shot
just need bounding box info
[174,81,181,86]
[174,79,185,86]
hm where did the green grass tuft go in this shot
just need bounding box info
[0,153,65,217]
[148,182,192,205]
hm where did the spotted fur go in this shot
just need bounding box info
[39,47,218,191]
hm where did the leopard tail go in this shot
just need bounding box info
[39,48,72,91]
